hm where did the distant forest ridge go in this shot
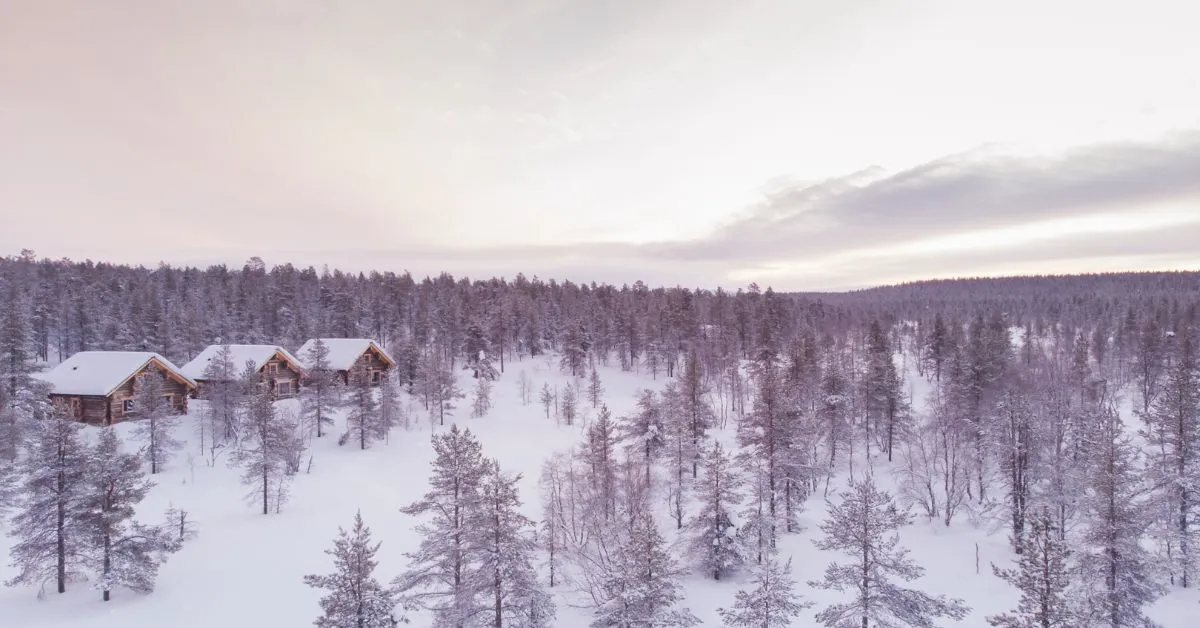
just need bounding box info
[0,250,1197,370]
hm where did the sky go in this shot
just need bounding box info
[1,0,1198,291]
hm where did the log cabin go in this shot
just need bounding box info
[180,344,307,398]
[296,338,395,385]
[36,351,197,425]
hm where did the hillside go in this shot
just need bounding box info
[1,352,1195,627]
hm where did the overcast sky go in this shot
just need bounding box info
[2,0,1198,290]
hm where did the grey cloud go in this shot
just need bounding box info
[650,130,1200,263]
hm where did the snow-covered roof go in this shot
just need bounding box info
[179,344,306,381]
[295,338,395,372]
[35,351,196,397]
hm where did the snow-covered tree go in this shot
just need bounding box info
[378,373,403,433]
[469,459,555,627]
[303,511,399,628]
[200,343,241,442]
[718,556,811,628]
[1141,334,1200,588]
[418,350,464,426]
[809,476,970,627]
[616,389,666,486]
[987,506,1074,628]
[587,366,605,408]
[4,408,89,594]
[82,428,182,601]
[591,510,700,628]
[684,440,743,580]
[230,386,298,514]
[581,405,620,522]
[1073,403,1164,627]
[345,362,387,450]
[131,371,181,474]
[301,338,342,439]
[516,370,533,406]
[561,384,578,427]
[393,425,487,626]
[470,376,492,419]
[539,383,553,420]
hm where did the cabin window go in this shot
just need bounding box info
[122,399,134,413]
[278,382,292,396]
[268,363,279,375]
[371,370,381,384]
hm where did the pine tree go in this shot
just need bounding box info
[5,408,89,594]
[469,459,556,627]
[581,405,620,522]
[346,362,387,450]
[718,556,811,628]
[616,389,666,486]
[378,373,403,433]
[809,476,970,627]
[684,441,744,580]
[230,386,297,514]
[393,425,487,627]
[680,350,714,479]
[470,376,492,419]
[200,343,241,442]
[303,511,399,628]
[587,366,605,408]
[0,281,35,400]
[1074,404,1164,627]
[301,338,342,438]
[1141,334,1200,588]
[82,428,182,601]
[561,384,578,427]
[131,371,181,474]
[591,510,700,628]
[539,383,553,420]
[987,506,1074,627]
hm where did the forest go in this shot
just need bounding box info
[2,249,1200,627]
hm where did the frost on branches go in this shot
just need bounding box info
[130,371,182,474]
[717,556,811,628]
[393,425,487,626]
[82,428,183,601]
[683,440,744,580]
[5,408,89,594]
[809,476,970,627]
[987,506,1074,628]
[230,385,299,514]
[591,510,700,628]
[303,511,399,628]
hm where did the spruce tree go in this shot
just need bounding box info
[393,425,487,627]
[346,362,387,450]
[469,459,555,627]
[131,371,181,474]
[987,506,1074,628]
[1075,404,1164,627]
[718,556,811,628]
[303,511,399,628]
[230,386,298,514]
[5,408,89,594]
[1141,334,1200,588]
[809,476,970,627]
[587,366,605,408]
[470,376,492,419]
[82,428,182,601]
[301,338,342,439]
[684,440,743,580]
[591,510,700,628]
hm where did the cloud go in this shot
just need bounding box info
[650,130,1200,264]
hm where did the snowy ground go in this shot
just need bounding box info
[1,355,1195,627]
